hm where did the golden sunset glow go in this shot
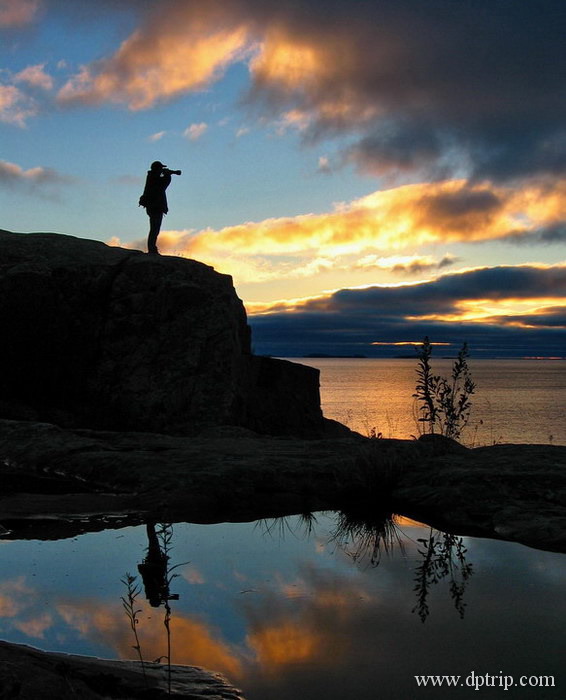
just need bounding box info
[371,341,451,346]
[247,622,324,670]
[59,24,250,109]
[407,297,566,325]
[251,33,323,91]
[3,0,565,359]
[110,179,566,298]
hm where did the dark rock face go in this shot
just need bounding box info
[0,641,246,699]
[0,230,324,437]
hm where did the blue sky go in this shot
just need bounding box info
[1,0,565,356]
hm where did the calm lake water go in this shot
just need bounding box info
[1,359,565,698]
[294,358,566,445]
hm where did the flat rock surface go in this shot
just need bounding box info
[0,641,245,699]
[1,419,565,552]
[393,436,566,552]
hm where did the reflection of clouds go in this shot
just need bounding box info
[243,563,371,676]
[237,537,566,699]
[0,576,35,617]
[247,621,329,671]
[182,566,206,585]
[0,576,54,639]
[13,612,53,639]
[57,598,243,679]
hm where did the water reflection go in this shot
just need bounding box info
[412,532,473,622]
[262,509,474,623]
[0,514,564,699]
[137,523,182,608]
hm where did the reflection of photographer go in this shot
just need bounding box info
[139,161,181,255]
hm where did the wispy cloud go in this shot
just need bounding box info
[0,84,36,126]
[0,0,40,28]
[184,121,208,141]
[351,253,458,276]
[148,130,166,142]
[0,159,73,195]
[14,63,53,90]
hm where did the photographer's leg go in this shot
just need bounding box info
[147,210,163,254]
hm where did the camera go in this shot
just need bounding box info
[164,169,181,176]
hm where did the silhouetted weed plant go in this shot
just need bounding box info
[156,523,187,695]
[413,336,475,440]
[120,524,187,695]
[120,573,147,685]
[412,529,473,622]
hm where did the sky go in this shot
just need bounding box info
[1,0,565,357]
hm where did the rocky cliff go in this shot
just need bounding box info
[0,230,326,437]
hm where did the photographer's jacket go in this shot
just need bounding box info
[139,170,172,214]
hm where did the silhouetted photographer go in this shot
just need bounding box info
[139,161,181,254]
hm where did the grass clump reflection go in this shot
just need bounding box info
[259,511,474,623]
[330,507,402,567]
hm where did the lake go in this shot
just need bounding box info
[0,359,565,698]
[296,357,566,445]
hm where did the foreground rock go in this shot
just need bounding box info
[392,435,566,553]
[0,641,245,699]
[1,419,565,552]
[0,230,330,437]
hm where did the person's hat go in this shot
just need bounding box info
[151,161,167,170]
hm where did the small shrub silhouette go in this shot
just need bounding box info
[413,336,475,440]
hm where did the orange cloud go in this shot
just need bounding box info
[250,28,379,130]
[247,621,326,671]
[408,296,566,326]
[132,180,565,271]
[243,568,372,674]
[57,598,243,679]
[58,11,250,109]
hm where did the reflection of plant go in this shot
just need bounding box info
[257,512,319,540]
[121,523,188,695]
[412,529,473,623]
[120,573,147,685]
[155,523,186,696]
[413,337,476,440]
[330,508,403,566]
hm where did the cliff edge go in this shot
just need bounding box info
[0,230,328,437]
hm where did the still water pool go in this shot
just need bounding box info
[1,514,564,698]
